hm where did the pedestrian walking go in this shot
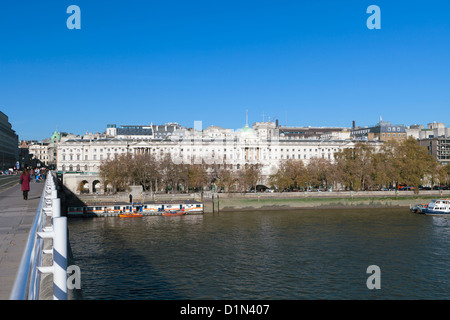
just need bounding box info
[129,193,133,204]
[20,168,32,200]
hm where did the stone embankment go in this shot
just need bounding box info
[71,189,450,213]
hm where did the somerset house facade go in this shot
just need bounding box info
[57,120,381,193]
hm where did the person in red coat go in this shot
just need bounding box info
[20,168,32,200]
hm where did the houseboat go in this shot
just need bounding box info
[67,200,203,217]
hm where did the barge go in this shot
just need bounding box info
[67,199,203,217]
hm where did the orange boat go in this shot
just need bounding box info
[162,210,186,217]
[119,213,143,218]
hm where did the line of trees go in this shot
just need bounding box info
[99,153,262,193]
[99,137,450,194]
[270,137,450,193]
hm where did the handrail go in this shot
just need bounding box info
[9,172,65,300]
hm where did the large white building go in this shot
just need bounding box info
[57,121,381,194]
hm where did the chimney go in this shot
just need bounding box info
[352,121,355,129]
[276,119,279,127]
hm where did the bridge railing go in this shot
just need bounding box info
[9,172,67,300]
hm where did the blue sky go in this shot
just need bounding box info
[1,0,449,141]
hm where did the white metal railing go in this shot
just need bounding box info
[9,172,68,300]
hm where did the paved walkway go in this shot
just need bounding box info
[0,180,44,300]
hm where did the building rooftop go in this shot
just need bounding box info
[117,127,153,136]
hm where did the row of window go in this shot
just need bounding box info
[63,148,126,153]
[62,151,336,162]
[62,145,342,154]
[281,154,332,160]
[382,133,406,137]
[386,127,403,132]
[62,164,92,171]
[62,147,339,156]
[61,163,259,171]
[63,154,116,161]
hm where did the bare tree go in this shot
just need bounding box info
[238,164,262,192]
[269,159,308,191]
[99,154,132,193]
[215,165,238,192]
[307,157,333,190]
[130,153,159,191]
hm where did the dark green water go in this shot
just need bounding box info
[68,208,450,299]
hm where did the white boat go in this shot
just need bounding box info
[416,199,450,215]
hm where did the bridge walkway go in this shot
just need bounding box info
[0,179,45,299]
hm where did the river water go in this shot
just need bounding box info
[68,208,450,300]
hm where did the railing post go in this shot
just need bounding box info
[52,198,61,218]
[52,217,67,300]
[37,217,68,300]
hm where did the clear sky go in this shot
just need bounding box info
[1,0,449,141]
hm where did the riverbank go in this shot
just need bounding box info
[208,196,426,212]
[69,189,450,213]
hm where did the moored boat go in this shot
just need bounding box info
[414,199,450,215]
[119,213,143,218]
[410,203,428,213]
[162,210,186,217]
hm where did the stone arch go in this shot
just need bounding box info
[105,183,113,193]
[92,180,101,194]
[78,179,90,194]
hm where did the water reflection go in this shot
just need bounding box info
[68,209,450,299]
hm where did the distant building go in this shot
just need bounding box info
[351,118,407,141]
[0,111,19,169]
[411,122,450,165]
[28,142,51,167]
[153,123,185,139]
[407,122,450,140]
[18,140,33,169]
[28,130,80,168]
[106,124,153,139]
[106,123,185,140]
[279,126,350,140]
[419,137,450,165]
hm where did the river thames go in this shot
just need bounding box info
[68,208,450,299]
